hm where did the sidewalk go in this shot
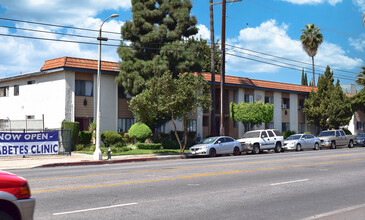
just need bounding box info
[0,153,187,170]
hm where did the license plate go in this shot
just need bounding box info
[192,151,196,154]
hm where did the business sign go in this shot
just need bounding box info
[0,131,59,156]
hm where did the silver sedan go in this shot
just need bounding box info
[283,134,321,151]
[188,136,242,157]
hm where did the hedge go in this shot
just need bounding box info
[101,131,125,147]
[61,120,80,151]
[79,131,92,145]
[135,143,162,150]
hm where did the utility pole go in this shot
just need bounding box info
[209,0,216,137]
[210,0,241,136]
[220,0,226,136]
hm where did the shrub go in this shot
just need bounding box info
[136,143,162,150]
[343,128,352,135]
[128,123,153,142]
[283,130,296,139]
[101,131,125,147]
[79,131,92,145]
[61,120,80,151]
[76,144,85,151]
[120,146,132,152]
[161,140,180,149]
[89,144,96,152]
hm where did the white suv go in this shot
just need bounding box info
[237,129,284,154]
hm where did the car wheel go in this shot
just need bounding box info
[209,148,216,157]
[314,142,320,150]
[0,210,14,220]
[348,140,354,148]
[252,144,260,154]
[296,144,302,151]
[233,147,240,156]
[330,141,336,149]
[274,142,281,153]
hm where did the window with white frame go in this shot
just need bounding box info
[357,122,364,130]
[244,94,254,103]
[14,85,19,96]
[299,123,306,133]
[118,118,135,133]
[187,119,197,132]
[155,124,165,133]
[0,86,9,97]
[282,123,290,132]
[75,80,93,96]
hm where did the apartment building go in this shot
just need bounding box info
[1,56,361,138]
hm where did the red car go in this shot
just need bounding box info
[0,171,35,220]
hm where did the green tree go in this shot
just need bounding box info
[300,24,323,86]
[303,66,352,130]
[230,101,273,130]
[301,69,308,86]
[356,66,365,86]
[129,73,211,152]
[117,0,199,95]
[196,38,221,73]
[352,88,365,112]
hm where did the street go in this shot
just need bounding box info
[10,147,365,220]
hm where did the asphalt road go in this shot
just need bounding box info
[10,147,365,220]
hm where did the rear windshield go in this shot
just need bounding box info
[287,135,301,140]
[242,131,260,138]
[319,131,335,137]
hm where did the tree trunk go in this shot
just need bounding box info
[312,56,315,86]
[171,113,183,153]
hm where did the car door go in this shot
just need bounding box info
[339,130,347,146]
[304,135,315,149]
[335,131,344,146]
[267,130,277,148]
[224,137,235,153]
[215,137,225,154]
[260,131,272,150]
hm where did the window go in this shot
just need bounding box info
[155,124,165,133]
[187,120,197,132]
[340,130,346,136]
[75,117,93,131]
[336,131,340,137]
[225,137,234,142]
[233,90,239,103]
[118,118,135,133]
[118,86,132,99]
[267,122,274,129]
[233,121,238,128]
[357,122,364,130]
[282,123,290,132]
[298,99,304,109]
[282,98,290,108]
[203,116,209,127]
[0,119,9,129]
[14,85,19,96]
[267,130,275,137]
[75,80,93,96]
[261,131,268,138]
[0,86,9,97]
[265,96,273,104]
[244,94,253,103]
[27,80,35,85]
[299,123,306,133]
[26,115,35,119]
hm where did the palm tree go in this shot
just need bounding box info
[300,24,323,86]
[357,66,365,86]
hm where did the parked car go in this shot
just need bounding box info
[318,129,355,149]
[188,136,241,157]
[237,129,284,154]
[283,134,320,151]
[0,171,35,220]
[355,133,365,147]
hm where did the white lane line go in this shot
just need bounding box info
[270,179,309,186]
[302,203,365,219]
[53,203,138,216]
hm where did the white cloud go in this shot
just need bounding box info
[349,35,365,52]
[194,24,210,40]
[0,0,131,26]
[281,0,342,6]
[353,0,365,12]
[226,19,362,75]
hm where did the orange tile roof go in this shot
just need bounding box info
[41,56,119,72]
[40,57,316,94]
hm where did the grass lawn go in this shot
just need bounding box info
[75,149,187,156]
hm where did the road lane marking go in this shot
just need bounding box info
[270,179,309,186]
[29,152,365,182]
[32,158,365,194]
[302,203,365,219]
[53,203,138,216]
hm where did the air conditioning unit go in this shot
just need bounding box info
[281,104,287,109]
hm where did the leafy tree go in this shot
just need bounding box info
[301,69,308,86]
[117,0,199,95]
[352,88,365,112]
[195,38,221,73]
[356,66,365,87]
[230,101,273,130]
[300,24,323,86]
[129,73,211,152]
[303,66,352,130]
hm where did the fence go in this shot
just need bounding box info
[0,118,44,132]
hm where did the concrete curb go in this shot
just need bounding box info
[40,154,187,168]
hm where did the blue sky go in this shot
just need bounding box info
[0,0,364,86]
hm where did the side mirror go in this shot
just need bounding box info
[217,141,221,144]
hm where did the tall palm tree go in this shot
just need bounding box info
[300,24,323,86]
[357,66,365,86]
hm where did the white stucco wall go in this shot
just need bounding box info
[0,72,68,129]
[64,71,75,122]
[274,92,282,131]
[289,93,298,132]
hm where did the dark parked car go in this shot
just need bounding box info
[355,133,365,147]
[0,171,35,220]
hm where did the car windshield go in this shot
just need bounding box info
[199,137,219,144]
[357,133,365,138]
[319,131,335,137]
[242,131,260,138]
[287,135,301,140]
